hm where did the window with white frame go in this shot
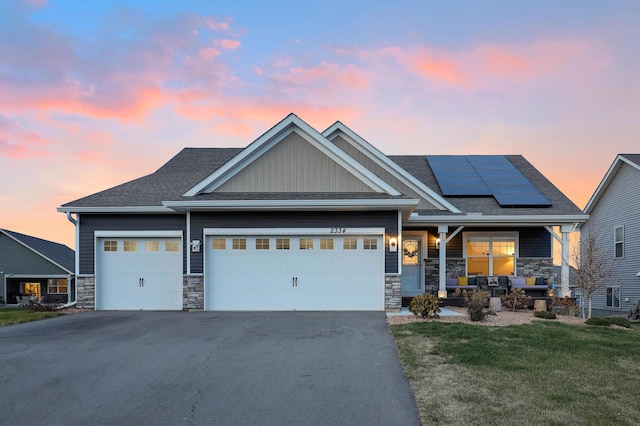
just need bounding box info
[614,226,624,258]
[465,233,517,276]
[606,286,620,308]
[48,279,68,294]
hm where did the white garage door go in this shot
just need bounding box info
[205,233,384,311]
[96,237,183,310]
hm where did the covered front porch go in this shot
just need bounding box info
[398,218,579,306]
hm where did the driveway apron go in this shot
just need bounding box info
[0,311,420,425]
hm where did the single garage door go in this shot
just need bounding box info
[96,237,183,310]
[205,233,384,311]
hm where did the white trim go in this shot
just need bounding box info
[183,114,402,197]
[57,206,174,213]
[406,213,588,226]
[323,122,461,213]
[186,211,191,275]
[203,227,385,236]
[0,229,74,275]
[583,155,640,217]
[164,198,419,213]
[94,230,183,238]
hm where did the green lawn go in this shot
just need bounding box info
[0,307,64,326]
[391,321,640,426]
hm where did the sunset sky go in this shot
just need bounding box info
[1,0,639,249]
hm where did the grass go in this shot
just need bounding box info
[390,320,640,426]
[0,306,64,326]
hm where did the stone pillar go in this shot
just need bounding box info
[183,275,204,310]
[76,276,95,309]
[385,275,401,310]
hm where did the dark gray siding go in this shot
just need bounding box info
[78,214,187,275]
[420,226,551,259]
[0,234,69,275]
[190,211,399,274]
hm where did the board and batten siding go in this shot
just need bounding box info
[0,234,69,275]
[189,210,399,274]
[216,131,375,193]
[78,214,187,275]
[586,162,640,311]
[331,135,438,209]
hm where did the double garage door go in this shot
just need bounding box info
[95,231,384,311]
[205,233,384,311]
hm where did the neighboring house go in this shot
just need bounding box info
[0,229,75,305]
[58,114,586,311]
[580,154,640,317]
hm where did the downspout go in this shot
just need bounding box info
[64,212,79,308]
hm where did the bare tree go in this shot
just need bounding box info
[573,224,616,319]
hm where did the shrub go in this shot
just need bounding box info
[467,290,489,322]
[548,296,578,316]
[585,317,611,326]
[610,317,631,328]
[409,293,441,319]
[534,310,557,320]
[500,288,531,312]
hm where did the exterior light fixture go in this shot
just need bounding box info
[389,237,398,252]
[435,238,441,249]
[438,290,447,299]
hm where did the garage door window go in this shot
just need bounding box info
[124,240,137,252]
[104,240,117,252]
[276,238,290,250]
[320,238,334,250]
[166,241,179,252]
[232,238,246,250]
[146,240,160,252]
[343,238,357,250]
[256,238,270,250]
[364,238,377,250]
[299,238,313,250]
[212,238,226,250]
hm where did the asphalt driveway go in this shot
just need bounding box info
[0,311,420,425]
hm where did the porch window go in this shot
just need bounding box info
[48,279,68,294]
[606,286,620,308]
[465,234,517,276]
[614,226,624,258]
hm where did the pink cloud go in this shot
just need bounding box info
[219,39,241,50]
[0,115,49,158]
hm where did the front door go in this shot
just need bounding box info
[401,238,423,297]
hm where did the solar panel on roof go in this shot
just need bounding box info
[426,155,551,207]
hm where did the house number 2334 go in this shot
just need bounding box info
[330,227,346,233]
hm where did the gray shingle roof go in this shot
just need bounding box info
[1,229,75,273]
[621,154,640,167]
[62,146,581,216]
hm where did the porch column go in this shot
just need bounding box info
[438,225,448,298]
[560,224,572,297]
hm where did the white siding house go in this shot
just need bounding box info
[582,154,640,316]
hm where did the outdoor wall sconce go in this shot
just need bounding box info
[191,240,201,252]
[389,237,398,252]
[435,238,441,249]
[438,290,447,299]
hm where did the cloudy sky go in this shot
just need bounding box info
[1,0,639,249]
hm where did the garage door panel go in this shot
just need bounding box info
[96,237,183,310]
[205,234,383,311]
